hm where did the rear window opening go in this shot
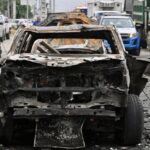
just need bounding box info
[31,38,116,54]
[11,27,121,55]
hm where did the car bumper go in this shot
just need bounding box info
[123,35,140,50]
[13,107,115,149]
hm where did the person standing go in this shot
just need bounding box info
[33,16,41,26]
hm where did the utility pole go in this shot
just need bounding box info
[7,0,10,18]
[13,0,16,19]
[26,0,29,19]
[48,0,52,13]
[53,0,55,12]
[144,0,148,33]
[40,0,47,19]
[1,0,4,14]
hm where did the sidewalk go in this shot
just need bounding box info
[140,49,150,57]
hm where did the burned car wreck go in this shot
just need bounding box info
[0,25,150,149]
[39,12,95,26]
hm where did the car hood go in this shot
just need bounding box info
[117,28,137,34]
[5,53,123,67]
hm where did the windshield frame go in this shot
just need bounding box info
[101,17,135,28]
[9,25,125,56]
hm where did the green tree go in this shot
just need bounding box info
[16,0,33,18]
[0,0,7,15]
[0,0,33,18]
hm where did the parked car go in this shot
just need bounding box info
[8,19,18,29]
[0,15,6,41]
[99,15,140,56]
[5,17,11,39]
[0,25,149,149]
[39,12,94,26]
[0,15,10,41]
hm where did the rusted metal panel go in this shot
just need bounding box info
[8,25,125,58]
[126,55,150,95]
[34,117,85,149]
[13,108,116,118]
[19,25,116,33]
[39,12,95,26]
[7,53,123,67]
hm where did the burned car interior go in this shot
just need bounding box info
[0,25,150,149]
[12,26,120,55]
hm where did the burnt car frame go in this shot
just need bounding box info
[39,12,95,26]
[0,25,150,149]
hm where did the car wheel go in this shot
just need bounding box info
[123,94,143,145]
[3,116,13,145]
[0,37,3,42]
[0,121,3,142]
[2,34,6,41]
[6,33,10,39]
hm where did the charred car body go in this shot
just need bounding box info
[39,12,95,26]
[0,25,150,149]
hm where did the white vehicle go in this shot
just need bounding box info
[0,15,6,41]
[0,15,10,41]
[88,0,125,18]
[93,11,121,23]
[99,15,140,55]
[5,17,11,39]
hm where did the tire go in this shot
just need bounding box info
[2,36,5,41]
[137,47,141,56]
[2,34,6,41]
[123,94,144,145]
[141,40,147,49]
[0,37,3,42]
[3,116,13,145]
[128,48,140,56]
[0,121,3,142]
[6,33,10,39]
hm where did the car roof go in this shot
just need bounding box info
[39,12,93,26]
[95,11,120,13]
[23,24,116,33]
[101,16,131,19]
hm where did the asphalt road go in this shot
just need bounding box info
[0,35,150,150]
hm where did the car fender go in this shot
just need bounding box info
[126,54,150,95]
